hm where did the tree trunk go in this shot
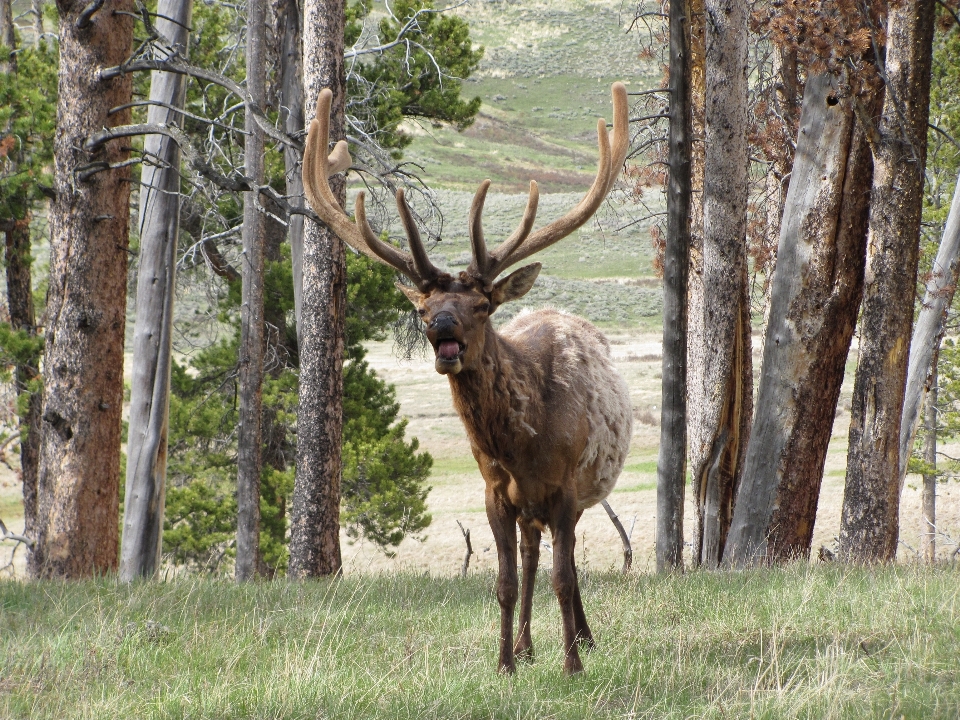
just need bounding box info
[0,0,14,71]
[236,0,267,582]
[5,222,42,552]
[287,0,346,578]
[684,0,706,562]
[921,366,936,563]
[840,0,936,564]
[1,0,42,554]
[119,0,192,582]
[898,174,960,487]
[276,0,307,338]
[31,0,43,40]
[689,0,752,569]
[656,0,691,573]
[724,72,878,566]
[33,0,133,578]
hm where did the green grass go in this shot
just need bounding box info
[2,565,959,718]
[0,494,23,523]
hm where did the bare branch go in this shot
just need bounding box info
[97,58,300,151]
[456,520,473,577]
[601,499,632,573]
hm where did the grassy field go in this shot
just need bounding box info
[2,565,959,719]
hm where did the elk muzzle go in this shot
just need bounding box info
[428,312,465,375]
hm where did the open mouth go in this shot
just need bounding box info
[435,339,465,363]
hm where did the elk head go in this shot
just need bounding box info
[302,84,629,375]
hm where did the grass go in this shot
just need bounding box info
[2,565,960,719]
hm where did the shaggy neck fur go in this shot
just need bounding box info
[447,325,542,464]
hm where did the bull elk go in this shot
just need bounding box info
[303,83,633,675]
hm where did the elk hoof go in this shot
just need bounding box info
[563,653,584,676]
[498,659,516,675]
[514,642,535,663]
[576,634,596,652]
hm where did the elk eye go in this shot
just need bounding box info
[477,302,491,314]
[417,308,427,318]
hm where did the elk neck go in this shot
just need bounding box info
[446,322,543,464]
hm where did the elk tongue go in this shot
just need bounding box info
[438,340,460,360]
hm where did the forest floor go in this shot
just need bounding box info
[3,0,960,576]
[2,565,960,718]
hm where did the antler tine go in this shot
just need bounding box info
[484,180,540,280]
[395,189,441,289]
[468,180,492,279]
[303,88,432,287]
[487,82,630,275]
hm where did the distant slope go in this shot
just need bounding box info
[404,0,662,192]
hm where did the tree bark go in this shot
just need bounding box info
[656,0,691,573]
[236,0,267,582]
[898,174,960,488]
[1,0,42,555]
[840,0,936,564]
[288,0,345,578]
[0,0,14,72]
[276,0,307,338]
[119,0,192,582]
[689,0,752,569]
[724,72,878,566]
[921,366,936,563]
[33,0,133,578]
[5,222,42,554]
[684,0,706,561]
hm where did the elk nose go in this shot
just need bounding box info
[429,312,459,334]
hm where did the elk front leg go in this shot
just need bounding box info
[485,487,519,674]
[551,496,585,675]
[515,518,541,661]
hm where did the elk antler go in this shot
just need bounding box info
[467,82,630,284]
[302,88,443,290]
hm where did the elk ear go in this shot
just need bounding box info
[491,262,541,310]
[396,282,426,308]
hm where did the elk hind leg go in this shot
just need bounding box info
[551,502,584,675]
[515,518,541,661]
[571,512,594,650]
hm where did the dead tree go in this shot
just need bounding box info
[120,0,192,582]
[655,0,692,573]
[724,71,880,565]
[235,0,267,582]
[689,0,752,569]
[841,0,937,563]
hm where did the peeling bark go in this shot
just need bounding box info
[288,0,345,578]
[724,72,878,566]
[689,0,752,569]
[33,0,133,578]
[840,0,936,563]
[119,0,192,582]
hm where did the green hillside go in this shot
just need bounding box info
[403,0,660,193]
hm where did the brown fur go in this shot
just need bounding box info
[407,275,632,675]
